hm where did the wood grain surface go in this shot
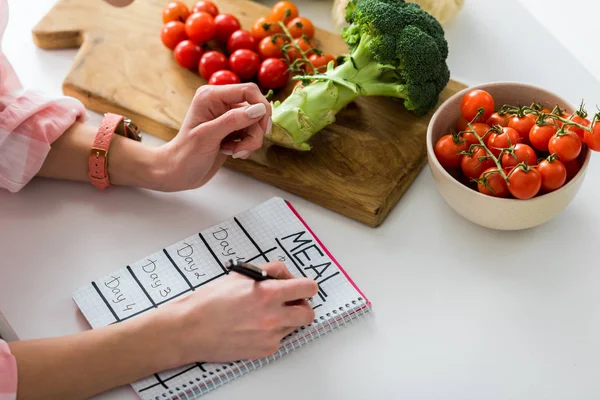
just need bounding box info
[32,0,466,227]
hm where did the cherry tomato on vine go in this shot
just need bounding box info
[567,114,591,141]
[553,112,572,128]
[192,1,219,17]
[161,21,188,50]
[286,37,314,60]
[258,35,287,60]
[507,166,541,199]
[584,121,600,151]
[199,50,228,80]
[286,17,315,39]
[185,12,216,43]
[214,14,241,42]
[461,147,495,180]
[434,134,469,169]
[487,127,521,157]
[258,58,290,89]
[173,40,204,69]
[462,122,490,146]
[308,53,337,73]
[271,1,299,25]
[227,30,257,54]
[460,89,494,123]
[455,116,469,132]
[529,122,557,152]
[251,16,283,42]
[477,168,509,198]
[548,131,582,162]
[537,157,567,192]
[508,115,536,143]
[563,158,582,181]
[500,143,537,169]
[229,49,261,81]
[209,70,241,85]
[487,112,510,127]
[162,1,190,23]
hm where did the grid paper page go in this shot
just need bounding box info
[72,197,371,400]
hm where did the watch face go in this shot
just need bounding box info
[117,118,142,142]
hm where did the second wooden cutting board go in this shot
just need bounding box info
[32,0,466,227]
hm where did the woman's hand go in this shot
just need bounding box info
[151,83,272,192]
[165,261,318,364]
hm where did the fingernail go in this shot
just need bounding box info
[266,118,272,134]
[246,103,267,119]
[232,150,249,159]
[220,149,233,156]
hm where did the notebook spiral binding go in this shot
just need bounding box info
[154,297,371,400]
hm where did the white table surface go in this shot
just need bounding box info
[2,0,600,399]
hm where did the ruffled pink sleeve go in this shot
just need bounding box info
[0,340,16,400]
[0,0,87,193]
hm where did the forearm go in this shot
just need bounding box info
[8,309,182,400]
[37,122,162,190]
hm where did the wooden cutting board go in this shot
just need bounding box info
[32,0,466,227]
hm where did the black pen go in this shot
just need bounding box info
[226,259,275,281]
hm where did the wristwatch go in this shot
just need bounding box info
[88,113,142,190]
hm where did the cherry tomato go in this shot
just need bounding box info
[455,115,469,132]
[308,53,337,73]
[229,49,261,81]
[214,14,241,42]
[161,21,188,50]
[567,114,591,141]
[563,159,582,181]
[162,1,190,23]
[500,143,537,169]
[584,121,600,151]
[460,89,494,123]
[553,112,572,128]
[199,50,228,80]
[271,1,299,24]
[286,17,315,39]
[537,157,567,192]
[209,70,241,85]
[508,115,535,143]
[529,122,557,152]
[548,131,581,162]
[487,127,521,157]
[285,37,314,60]
[477,168,509,198]
[461,147,495,180]
[434,134,469,169]
[257,58,290,89]
[192,1,219,17]
[258,35,287,60]
[227,30,257,54]
[462,122,490,146]
[507,166,541,199]
[487,112,510,127]
[251,16,284,42]
[185,12,216,43]
[173,40,204,69]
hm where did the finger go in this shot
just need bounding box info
[267,278,319,303]
[230,121,265,159]
[260,261,294,280]
[281,303,315,327]
[195,83,272,118]
[196,103,267,141]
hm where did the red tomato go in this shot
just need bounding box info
[209,70,241,85]
[258,35,287,60]
[173,40,204,69]
[192,1,219,17]
[455,116,469,132]
[462,122,490,146]
[286,17,315,39]
[553,112,572,128]
[286,38,314,61]
[185,12,216,43]
[460,89,494,123]
[271,1,299,24]
[548,131,582,162]
[461,147,495,180]
[199,50,228,80]
[487,127,521,157]
[251,16,284,42]
[529,122,557,152]
[500,143,537,169]
[214,14,241,42]
[507,166,541,199]
[227,30,257,54]
[161,21,188,50]
[567,114,591,141]
[162,1,190,23]
[477,168,509,198]
[537,157,567,192]
[487,112,510,127]
[563,159,582,181]
[434,134,469,169]
[307,53,337,73]
[508,115,535,143]
[584,121,600,151]
[258,58,290,89]
[229,49,261,81]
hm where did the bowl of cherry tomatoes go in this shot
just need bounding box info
[426,81,597,230]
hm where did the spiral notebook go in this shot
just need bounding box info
[72,197,371,400]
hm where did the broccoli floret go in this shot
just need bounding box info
[268,0,451,150]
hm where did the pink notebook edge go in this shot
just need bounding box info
[284,199,371,306]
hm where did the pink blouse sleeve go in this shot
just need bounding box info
[0,0,87,193]
[0,340,16,400]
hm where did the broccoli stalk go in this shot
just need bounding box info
[266,0,451,151]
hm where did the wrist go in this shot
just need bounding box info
[106,134,165,190]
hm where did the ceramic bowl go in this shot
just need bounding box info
[426,81,591,230]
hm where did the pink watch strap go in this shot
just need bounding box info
[88,113,125,190]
